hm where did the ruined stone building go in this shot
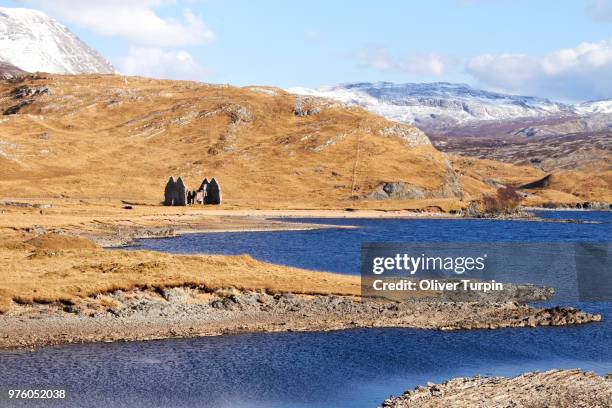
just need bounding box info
[163,176,187,206]
[164,176,222,206]
[200,178,222,205]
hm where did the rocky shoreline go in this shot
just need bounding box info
[0,287,600,350]
[382,369,611,408]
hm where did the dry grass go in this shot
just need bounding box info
[0,232,361,313]
[0,74,459,208]
[0,73,606,210]
[451,155,612,205]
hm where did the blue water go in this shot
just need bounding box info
[0,315,610,408]
[1,211,610,408]
[125,211,611,275]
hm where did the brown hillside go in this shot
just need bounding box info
[0,74,608,208]
[0,74,466,208]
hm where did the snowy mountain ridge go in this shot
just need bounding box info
[575,99,612,115]
[0,7,115,75]
[288,82,609,129]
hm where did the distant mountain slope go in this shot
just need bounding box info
[288,82,576,129]
[576,100,612,114]
[289,82,612,176]
[0,58,25,79]
[0,7,115,74]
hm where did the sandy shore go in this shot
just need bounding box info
[382,369,612,407]
[0,199,460,248]
[1,198,559,249]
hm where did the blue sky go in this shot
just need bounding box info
[5,0,612,101]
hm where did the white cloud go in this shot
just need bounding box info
[17,0,213,47]
[120,47,210,80]
[588,0,612,22]
[355,47,449,76]
[465,39,612,101]
[15,0,213,80]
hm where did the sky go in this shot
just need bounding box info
[3,0,612,102]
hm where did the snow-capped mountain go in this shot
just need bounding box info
[575,100,612,115]
[0,7,115,74]
[288,82,581,129]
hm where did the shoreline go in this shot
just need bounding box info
[103,208,591,250]
[3,198,596,249]
[91,209,569,249]
[0,207,607,352]
[382,369,611,407]
[0,287,601,351]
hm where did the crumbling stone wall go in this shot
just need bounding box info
[163,176,187,206]
[163,177,176,205]
[175,177,187,206]
[205,178,222,204]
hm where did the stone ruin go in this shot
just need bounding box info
[163,176,187,206]
[164,176,222,206]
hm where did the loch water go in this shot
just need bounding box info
[1,211,610,408]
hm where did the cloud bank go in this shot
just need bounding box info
[354,40,612,101]
[466,39,612,101]
[355,47,449,76]
[18,0,212,80]
[121,47,210,80]
[19,0,213,47]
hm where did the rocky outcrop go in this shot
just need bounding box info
[520,174,552,189]
[222,103,253,124]
[368,182,434,200]
[11,85,50,99]
[293,95,342,117]
[368,156,462,200]
[3,84,51,115]
[0,59,26,79]
[382,369,612,408]
[539,201,612,210]
[378,124,431,147]
[3,99,33,115]
[0,288,601,350]
[294,95,322,116]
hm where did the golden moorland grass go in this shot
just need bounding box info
[0,232,361,313]
[0,74,456,206]
[451,155,612,205]
[0,73,606,208]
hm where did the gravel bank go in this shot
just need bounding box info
[382,369,611,408]
[0,287,601,350]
